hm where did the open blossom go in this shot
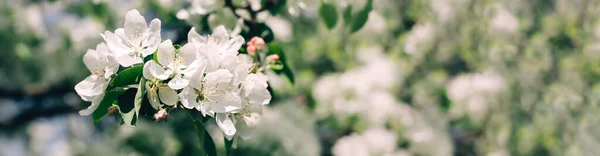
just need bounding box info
[179,68,242,117]
[143,61,179,109]
[216,73,271,140]
[188,26,245,72]
[102,9,161,67]
[74,7,273,140]
[75,43,119,115]
[241,74,271,105]
[146,40,199,90]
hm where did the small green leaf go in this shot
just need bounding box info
[204,130,217,156]
[186,109,216,156]
[109,65,144,90]
[261,26,275,43]
[225,137,234,155]
[319,0,338,30]
[241,23,274,42]
[120,78,146,127]
[153,50,160,64]
[343,5,353,24]
[349,0,372,33]
[269,63,284,71]
[281,64,295,84]
[267,43,295,84]
[267,0,287,15]
[93,87,127,124]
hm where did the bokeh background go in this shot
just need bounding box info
[2,0,600,155]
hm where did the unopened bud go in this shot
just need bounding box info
[250,37,265,50]
[266,54,280,63]
[107,105,119,116]
[154,109,168,122]
[246,45,256,55]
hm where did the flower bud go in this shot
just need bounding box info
[247,45,256,55]
[107,105,119,116]
[250,37,266,50]
[266,54,280,63]
[154,109,168,122]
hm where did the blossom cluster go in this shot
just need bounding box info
[74,9,272,139]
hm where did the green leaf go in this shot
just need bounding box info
[225,137,234,155]
[92,87,127,124]
[349,0,372,33]
[261,26,275,43]
[281,64,295,84]
[241,23,274,43]
[267,0,287,15]
[109,65,144,90]
[319,0,338,30]
[267,43,295,84]
[343,5,353,24]
[203,130,217,156]
[120,78,146,127]
[186,109,217,156]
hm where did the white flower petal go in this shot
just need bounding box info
[158,40,175,67]
[209,91,242,113]
[146,83,161,109]
[149,18,161,33]
[168,76,189,90]
[249,87,271,105]
[158,86,178,106]
[75,76,108,101]
[143,62,154,80]
[148,61,172,80]
[82,49,104,73]
[187,27,207,47]
[103,31,131,61]
[182,60,202,78]
[124,9,148,40]
[233,62,250,85]
[115,28,125,37]
[78,93,105,116]
[219,55,239,72]
[195,103,213,117]
[204,69,233,90]
[225,36,245,54]
[212,25,230,43]
[242,112,261,128]
[141,19,161,57]
[115,52,143,67]
[188,61,207,89]
[216,113,236,140]
[179,43,197,66]
[179,87,199,109]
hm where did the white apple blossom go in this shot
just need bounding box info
[146,40,200,90]
[143,62,179,109]
[188,26,245,72]
[75,43,119,115]
[179,69,242,116]
[240,74,272,105]
[102,9,161,67]
[213,95,265,140]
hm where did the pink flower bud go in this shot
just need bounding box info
[266,54,280,62]
[251,37,266,49]
[247,45,256,55]
[154,109,168,122]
